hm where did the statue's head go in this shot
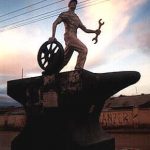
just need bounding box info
[68,0,78,10]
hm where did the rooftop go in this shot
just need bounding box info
[104,94,150,109]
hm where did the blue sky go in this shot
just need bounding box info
[0,0,150,105]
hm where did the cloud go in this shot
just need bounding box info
[60,0,148,71]
[133,22,150,54]
[117,62,150,95]
[0,27,45,76]
[0,94,21,107]
[74,0,146,69]
[0,0,149,97]
[0,94,12,102]
[0,27,46,97]
[0,75,15,95]
[0,86,6,94]
[109,7,150,56]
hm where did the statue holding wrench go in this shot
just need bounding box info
[92,19,104,44]
[48,0,105,71]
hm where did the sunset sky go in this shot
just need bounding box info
[0,0,150,104]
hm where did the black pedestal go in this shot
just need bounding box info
[7,69,140,150]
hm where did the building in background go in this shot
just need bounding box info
[0,94,150,149]
[1,94,150,130]
[100,94,150,129]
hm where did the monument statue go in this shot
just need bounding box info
[38,0,104,75]
[49,0,103,70]
[7,1,141,150]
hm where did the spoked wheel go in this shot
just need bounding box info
[37,40,64,74]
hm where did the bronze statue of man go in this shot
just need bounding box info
[49,0,100,70]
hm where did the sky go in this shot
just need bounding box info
[0,0,150,105]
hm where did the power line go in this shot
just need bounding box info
[0,6,66,29]
[0,0,90,28]
[0,0,110,32]
[0,0,50,18]
[1,0,108,32]
[0,0,89,24]
[0,0,105,29]
[2,13,60,32]
[0,0,64,23]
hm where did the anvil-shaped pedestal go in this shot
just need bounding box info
[7,69,140,150]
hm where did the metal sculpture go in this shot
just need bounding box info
[49,0,103,70]
[7,70,141,150]
[92,19,104,44]
[37,39,64,74]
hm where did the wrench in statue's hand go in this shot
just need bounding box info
[92,19,104,44]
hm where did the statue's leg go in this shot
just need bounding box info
[75,48,87,69]
[64,35,88,69]
[74,40,88,69]
[62,46,74,67]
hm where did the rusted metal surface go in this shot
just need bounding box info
[7,69,140,150]
[7,70,140,109]
[37,40,64,74]
[92,19,104,44]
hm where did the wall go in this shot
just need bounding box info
[0,114,26,130]
[1,107,150,130]
[100,108,150,129]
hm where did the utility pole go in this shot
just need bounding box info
[135,86,138,95]
[22,68,24,79]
